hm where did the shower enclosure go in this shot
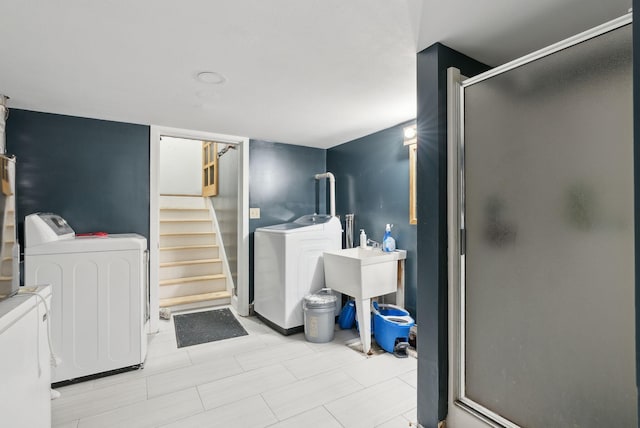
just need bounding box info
[448,14,635,428]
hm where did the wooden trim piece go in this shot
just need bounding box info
[160,208,209,211]
[159,273,226,286]
[159,232,215,237]
[159,290,231,307]
[160,244,218,251]
[409,143,418,224]
[160,219,211,223]
[160,258,221,268]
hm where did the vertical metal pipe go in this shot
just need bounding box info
[345,214,354,248]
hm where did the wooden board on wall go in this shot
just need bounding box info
[202,141,218,197]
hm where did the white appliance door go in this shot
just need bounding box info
[28,249,145,382]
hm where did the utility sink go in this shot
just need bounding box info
[322,247,407,354]
[323,247,406,299]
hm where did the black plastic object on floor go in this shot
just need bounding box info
[393,341,409,358]
[173,308,248,348]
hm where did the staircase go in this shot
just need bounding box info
[0,201,15,293]
[159,195,231,311]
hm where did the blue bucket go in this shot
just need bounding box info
[338,300,356,329]
[372,302,414,353]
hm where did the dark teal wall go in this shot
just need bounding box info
[327,120,417,317]
[248,139,327,302]
[6,109,150,249]
[416,43,489,427]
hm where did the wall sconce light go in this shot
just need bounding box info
[403,124,417,146]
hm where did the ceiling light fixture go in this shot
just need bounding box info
[196,71,226,85]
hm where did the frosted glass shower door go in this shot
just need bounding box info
[457,20,636,428]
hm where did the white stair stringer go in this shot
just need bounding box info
[205,198,236,296]
[158,195,232,310]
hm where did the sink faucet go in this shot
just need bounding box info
[367,239,381,249]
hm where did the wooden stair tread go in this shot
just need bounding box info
[160,207,209,211]
[160,258,221,268]
[160,232,215,236]
[159,195,231,309]
[159,273,226,286]
[159,291,231,308]
[160,219,211,223]
[160,244,218,251]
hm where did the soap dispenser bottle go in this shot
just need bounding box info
[382,224,396,252]
[359,229,367,248]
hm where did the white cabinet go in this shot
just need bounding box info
[0,286,52,428]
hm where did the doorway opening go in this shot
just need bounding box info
[149,126,249,333]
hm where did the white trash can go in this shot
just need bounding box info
[303,288,337,343]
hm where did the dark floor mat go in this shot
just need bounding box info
[174,308,248,348]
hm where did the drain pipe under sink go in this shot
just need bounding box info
[314,172,336,218]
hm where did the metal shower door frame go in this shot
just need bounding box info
[447,12,633,428]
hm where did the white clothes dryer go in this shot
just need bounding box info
[254,214,341,334]
[24,213,148,383]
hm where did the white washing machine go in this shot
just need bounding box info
[24,213,148,383]
[254,214,341,334]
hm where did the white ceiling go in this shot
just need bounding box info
[0,0,632,149]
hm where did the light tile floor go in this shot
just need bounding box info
[52,307,418,428]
